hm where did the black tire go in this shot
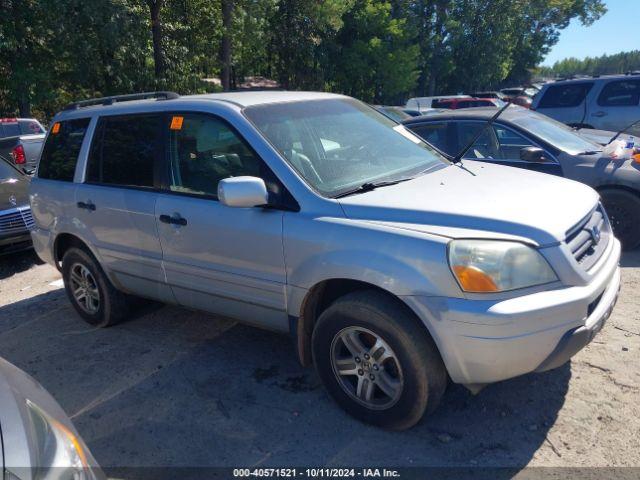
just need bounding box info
[61,247,130,327]
[312,290,447,430]
[601,189,640,251]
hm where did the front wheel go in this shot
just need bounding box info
[601,189,640,250]
[312,290,447,430]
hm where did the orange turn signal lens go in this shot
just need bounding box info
[452,265,499,293]
[51,122,61,134]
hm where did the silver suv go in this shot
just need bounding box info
[532,74,640,131]
[30,91,621,430]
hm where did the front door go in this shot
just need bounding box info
[458,121,563,176]
[155,112,288,331]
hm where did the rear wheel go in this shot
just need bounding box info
[601,189,640,250]
[62,247,130,327]
[312,290,447,430]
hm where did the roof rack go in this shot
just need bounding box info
[63,91,180,111]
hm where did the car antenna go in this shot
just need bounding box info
[451,102,511,164]
[606,119,640,145]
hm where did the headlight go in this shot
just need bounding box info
[25,400,93,480]
[448,240,557,293]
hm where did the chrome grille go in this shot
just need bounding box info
[565,204,610,271]
[0,206,34,235]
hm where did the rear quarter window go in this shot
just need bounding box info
[38,118,91,181]
[538,83,593,108]
[597,80,640,107]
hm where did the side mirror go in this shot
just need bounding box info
[218,176,269,208]
[520,146,547,163]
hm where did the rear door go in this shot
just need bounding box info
[154,112,288,331]
[75,113,171,301]
[535,82,594,126]
[592,79,640,131]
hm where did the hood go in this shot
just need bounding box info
[0,158,30,211]
[338,161,599,246]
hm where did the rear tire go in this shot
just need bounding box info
[601,189,640,250]
[61,247,130,327]
[312,290,447,430]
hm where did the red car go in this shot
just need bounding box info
[431,97,503,109]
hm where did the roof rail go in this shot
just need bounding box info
[63,91,180,111]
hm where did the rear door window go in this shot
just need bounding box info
[538,83,593,108]
[38,118,90,181]
[87,114,161,188]
[597,80,640,107]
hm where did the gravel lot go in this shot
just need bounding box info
[0,249,639,476]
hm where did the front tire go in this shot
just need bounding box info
[601,189,640,250]
[312,290,447,430]
[62,247,130,327]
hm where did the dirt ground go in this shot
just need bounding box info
[0,249,639,475]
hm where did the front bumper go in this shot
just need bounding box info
[403,237,621,385]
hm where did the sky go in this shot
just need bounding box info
[542,0,639,66]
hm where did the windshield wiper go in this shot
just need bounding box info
[334,177,414,198]
[606,119,640,145]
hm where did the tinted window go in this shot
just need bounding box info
[0,122,20,138]
[87,115,160,188]
[408,122,453,154]
[38,118,90,181]
[538,83,593,108]
[167,114,263,197]
[597,80,640,107]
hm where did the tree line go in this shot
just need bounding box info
[538,50,640,79]
[0,0,606,120]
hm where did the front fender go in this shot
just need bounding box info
[283,214,462,317]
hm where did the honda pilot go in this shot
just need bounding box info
[30,91,621,430]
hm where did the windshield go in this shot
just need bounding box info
[511,112,601,155]
[245,98,448,197]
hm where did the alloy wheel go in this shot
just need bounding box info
[330,326,404,410]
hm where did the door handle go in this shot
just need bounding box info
[77,201,96,211]
[159,214,187,226]
[592,111,607,117]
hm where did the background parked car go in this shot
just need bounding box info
[468,91,506,101]
[532,74,640,131]
[404,107,640,249]
[0,117,46,172]
[373,105,415,122]
[405,95,471,113]
[431,97,504,109]
[0,356,105,479]
[0,153,34,254]
[500,87,538,100]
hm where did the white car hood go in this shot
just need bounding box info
[338,161,599,246]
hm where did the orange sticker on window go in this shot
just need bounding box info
[51,122,61,134]
[170,116,184,130]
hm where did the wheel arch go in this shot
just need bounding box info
[294,278,439,367]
